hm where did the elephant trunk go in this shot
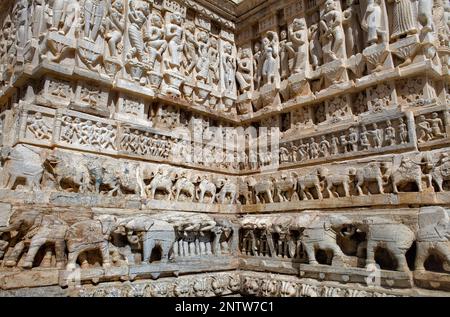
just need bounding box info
[127,232,140,245]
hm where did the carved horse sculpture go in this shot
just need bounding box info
[0,145,44,191]
[172,175,196,202]
[247,177,275,204]
[296,169,323,200]
[196,178,216,203]
[354,162,386,196]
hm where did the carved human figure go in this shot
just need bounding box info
[319,135,330,157]
[427,112,446,139]
[398,118,408,144]
[309,137,319,159]
[330,134,340,155]
[195,31,210,84]
[83,0,106,42]
[320,0,345,62]
[27,112,51,140]
[342,0,363,56]
[347,127,359,152]
[279,30,290,80]
[183,23,197,76]
[287,18,309,74]
[261,31,280,85]
[360,125,371,150]
[222,42,236,93]
[208,38,220,87]
[236,48,252,93]
[253,42,263,90]
[418,0,434,34]
[387,0,418,40]
[339,134,348,153]
[361,0,386,45]
[369,123,383,148]
[384,120,396,146]
[146,13,167,71]
[309,12,322,69]
[104,0,125,58]
[165,12,184,71]
[127,0,150,63]
[417,115,434,143]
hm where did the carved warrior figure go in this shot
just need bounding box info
[83,0,106,42]
[388,0,418,40]
[361,0,386,45]
[127,0,150,63]
[104,0,125,58]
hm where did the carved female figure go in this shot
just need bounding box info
[195,31,210,84]
[105,0,125,58]
[343,0,363,56]
[165,12,184,72]
[236,48,252,93]
[261,31,279,85]
[183,23,197,76]
[320,0,345,62]
[398,118,408,144]
[384,120,396,146]
[145,13,167,71]
[83,0,106,42]
[309,12,322,69]
[288,18,308,74]
[279,30,290,80]
[208,38,220,87]
[362,0,385,45]
[388,0,418,40]
[222,42,236,93]
[253,42,263,89]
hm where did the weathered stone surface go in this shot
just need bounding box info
[0,0,449,297]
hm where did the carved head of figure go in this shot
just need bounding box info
[210,37,218,49]
[224,42,233,55]
[34,112,43,120]
[324,0,337,12]
[292,18,305,31]
[432,112,439,119]
[169,12,183,26]
[254,42,261,54]
[197,31,208,43]
[112,0,124,12]
[280,29,287,41]
[240,48,251,59]
[185,22,195,33]
[150,13,163,27]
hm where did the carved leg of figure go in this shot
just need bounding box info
[415,241,430,272]
[315,184,323,200]
[356,178,365,196]
[4,241,25,267]
[393,248,410,272]
[22,237,47,268]
[392,179,399,194]
[5,174,16,189]
[435,242,450,269]
[376,177,384,194]
[67,250,80,270]
[143,238,155,263]
[299,187,307,200]
[416,177,423,192]
[326,182,334,198]
[303,243,318,265]
[267,191,274,203]
[160,241,172,263]
[99,241,111,268]
[343,182,350,197]
[78,252,89,269]
[365,241,377,268]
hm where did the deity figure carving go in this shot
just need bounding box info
[384,120,396,146]
[330,134,339,155]
[320,0,345,62]
[222,42,236,94]
[253,42,263,90]
[165,12,184,72]
[146,13,167,71]
[195,31,210,84]
[398,118,408,144]
[361,0,386,45]
[347,127,358,152]
[236,48,252,93]
[279,30,290,80]
[369,123,383,148]
[83,0,106,42]
[104,0,125,58]
[360,126,371,150]
[417,115,434,143]
[319,136,330,157]
[261,31,280,86]
[127,0,150,63]
[387,0,418,40]
[342,0,363,56]
[287,18,309,74]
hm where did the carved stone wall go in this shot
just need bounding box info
[0,0,449,297]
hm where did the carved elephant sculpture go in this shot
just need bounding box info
[248,177,274,204]
[119,216,176,263]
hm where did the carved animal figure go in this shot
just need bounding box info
[429,154,450,192]
[297,169,323,200]
[172,176,196,202]
[299,215,348,265]
[320,167,355,198]
[354,217,415,272]
[389,155,430,194]
[415,206,450,272]
[248,177,274,204]
[118,216,176,263]
[44,151,90,193]
[274,173,297,202]
[354,162,386,195]
[146,170,173,200]
[196,178,216,203]
[0,145,44,191]
[215,179,237,204]
[65,215,118,269]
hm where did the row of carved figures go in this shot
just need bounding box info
[0,211,234,270]
[236,0,447,95]
[240,206,450,274]
[1,146,450,204]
